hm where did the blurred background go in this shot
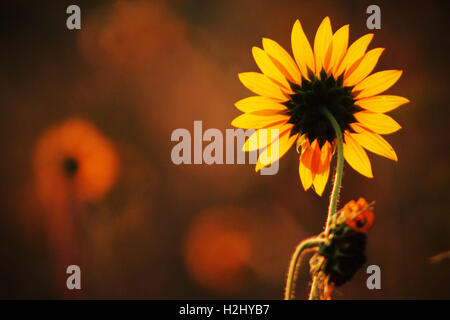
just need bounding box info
[0,0,449,299]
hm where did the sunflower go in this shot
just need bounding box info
[232,17,409,196]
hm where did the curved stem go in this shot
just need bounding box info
[308,276,321,300]
[322,109,344,234]
[284,237,325,300]
[308,109,345,300]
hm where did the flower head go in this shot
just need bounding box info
[342,197,374,233]
[311,197,375,288]
[33,118,120,205]
[232,17,409,195]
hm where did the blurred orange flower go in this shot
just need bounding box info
[32,117,119,296]
[184,207,252,294]
[33,117,119,206]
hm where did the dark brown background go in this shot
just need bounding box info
[0,0,449,299]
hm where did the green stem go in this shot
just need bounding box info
[284,237,324,300]
[308,109,345,300]
[322,109,344,234]
[308,276,321,300]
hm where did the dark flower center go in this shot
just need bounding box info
[63,156,79,177]
[283,69,360,147]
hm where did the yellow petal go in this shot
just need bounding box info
[349,122,367,133]
[355,95,410,113]
[353,70,403,99]
[243,124,293,152]
[316,141,332,174]
[343,133,373,178]
[354,111,402,134]
[351,130,398,161]
[314,17,333,76]
[309,139,322,177]
[255,129,297,171]
[312,142,332,196]
[299,144,314,190]
[313,165,330,196]
[252,46,291,91]
[238,72,288,101]
[243,129,272,152]
[328,25,349,75]
[291,19,315,79]
[231,113,289,129]
[343,48,384,87]
[265,120,292,130]
[262,38,302,84]
[235,96,288,113]
[335,33,373,77]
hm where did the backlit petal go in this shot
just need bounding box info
[312,142,332,196]
[309,139,322,177]
[349,122,367,133]
[351,130,398,161]
[313,165,330,196]
[343,48,384,87]
[355,95,410,113]
[238,72,288,101]
[335,33,373,77]
[235,96,288,113]
[243,124,293,152]
[328,25,349,75]
[353,70,403,99]
[299,145,314,190]
[252,46,291,91]
[314,17,333,76]
[255,129,297,171]
[262,38,302,84]
[316,141,332,174]
[291,19,315,79]
[354,111,402,134]
[231,113,289,129]
[343,133,373,178]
